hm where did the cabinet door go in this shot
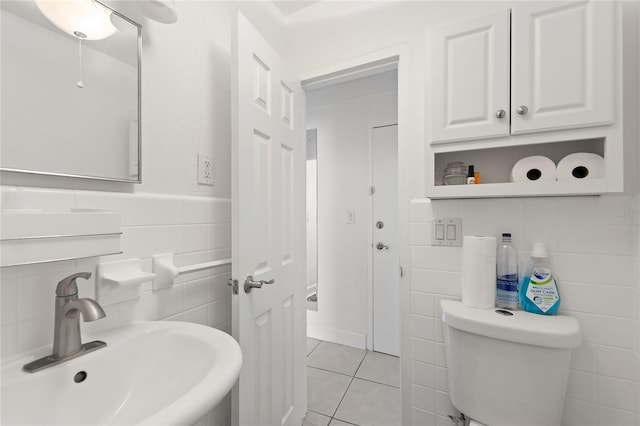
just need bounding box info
[511,1,614,135]
[430,10,510,144]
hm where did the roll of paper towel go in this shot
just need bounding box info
[510,156,557,182]
[461,236,497,309]
[557,152,604,180]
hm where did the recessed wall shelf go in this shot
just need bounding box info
[429,138,611,199]
[429,179,609,199]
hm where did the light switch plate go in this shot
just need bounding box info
[197,153,214,186]
[431,218,462,246]
[346,210,355,224]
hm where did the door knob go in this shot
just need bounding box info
[495,109,506,119]
[516,105,529,115]
[244,275,274,293]
[376,242,389,251]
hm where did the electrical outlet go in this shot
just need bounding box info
[197,153,213,186]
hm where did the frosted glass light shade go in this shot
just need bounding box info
[36,0,117,40]
[138,0,177,24]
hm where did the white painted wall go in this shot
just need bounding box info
[305,70,397,349]
[0,3,286,425]
[286,1,640,425]
[287,1,512,200]
[2,1,639,424]
[1,0,286,197]
[133,1,285,197]
[286,6,509,421]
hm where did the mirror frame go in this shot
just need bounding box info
[1,0,143,184]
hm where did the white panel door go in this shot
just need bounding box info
[511,1,614,134]
[372,125,400,356]
[430,10,510,144]
[231,11,306,426]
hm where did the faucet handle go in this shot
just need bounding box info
[56,272,92,297]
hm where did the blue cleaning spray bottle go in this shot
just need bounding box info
[520,242,560,315]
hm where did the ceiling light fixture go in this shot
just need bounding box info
[36,0,117,88]
[35,0,117,41]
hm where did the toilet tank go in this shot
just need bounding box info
[441,300,581,426]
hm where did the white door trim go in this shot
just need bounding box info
[302,56,399,91]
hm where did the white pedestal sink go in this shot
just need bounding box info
[1,321,242,425]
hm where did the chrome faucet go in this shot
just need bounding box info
[23,272,107,373]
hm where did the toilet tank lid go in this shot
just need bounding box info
[441,300,582,349]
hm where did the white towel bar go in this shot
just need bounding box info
[177,259,232,274]
[152,254,231,290]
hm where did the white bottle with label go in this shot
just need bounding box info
[519,242,560,315]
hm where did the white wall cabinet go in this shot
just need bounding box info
[430,10,510,142]
[511,1,614,135]
[430,1,615,144]
[426,0,635,199]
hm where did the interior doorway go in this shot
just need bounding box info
[302,60,399,353]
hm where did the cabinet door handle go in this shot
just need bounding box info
[516,105,529,115]
[496,109,506,119]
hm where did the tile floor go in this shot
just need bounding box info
[303,339,402,426]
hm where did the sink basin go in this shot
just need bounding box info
[1,321,242,426]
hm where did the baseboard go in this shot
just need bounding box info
[306,323,367,350]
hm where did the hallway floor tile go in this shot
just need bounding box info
[307,341,367,376]
[303,339,401,426]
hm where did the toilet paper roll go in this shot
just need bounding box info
[510,156,557,182]
[557,152,604,180]
[461,236,497,309]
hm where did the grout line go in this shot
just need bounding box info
[353,350,369,377]
[352,376,401,389]
[307,366,354,379]
[307,409,332,418]
[330,374,356,420]
[307,339,322,357]
[330,417,359,426]
[329,349,369,422]
[307,339,400,426]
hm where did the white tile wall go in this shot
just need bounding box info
[0,186,233,426]
[409,195,640,426]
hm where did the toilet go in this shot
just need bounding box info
[441,299,582,426]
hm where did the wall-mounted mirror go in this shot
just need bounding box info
[1,0,142,183]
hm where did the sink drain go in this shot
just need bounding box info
[73,371,87,383]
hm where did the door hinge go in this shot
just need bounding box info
[227,278,239,295]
